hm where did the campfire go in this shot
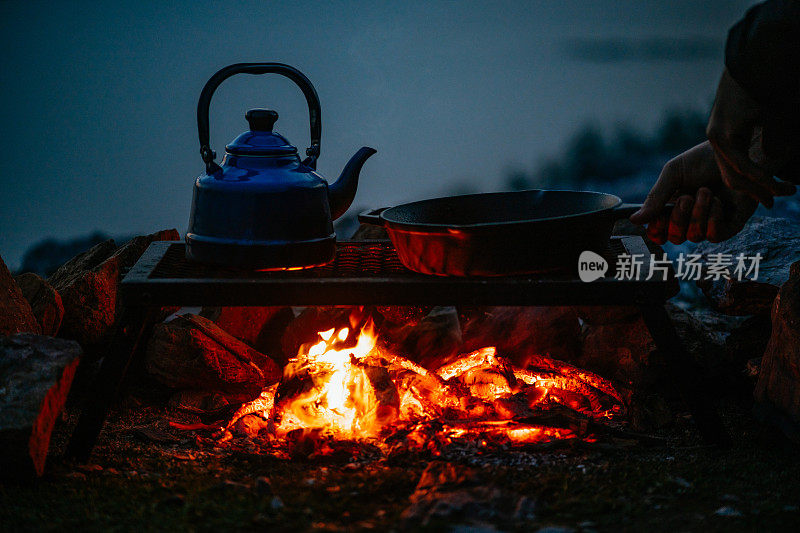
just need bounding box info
[216,310,625,453]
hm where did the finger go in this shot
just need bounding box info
[647,215,669,245]
[686,187,712,242]
[668,195,694,244]
[630,160,681,224]
[713,149,775,207]
[706,197,726,242]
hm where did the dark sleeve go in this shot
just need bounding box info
[726,0,800,117]
[726,0,800,181]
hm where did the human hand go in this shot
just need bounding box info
[706,68,796,206]
[629,141,757,244]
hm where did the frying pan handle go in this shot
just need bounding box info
[612,203,644,220]
[358,207,389,226]
[612,202,675,220]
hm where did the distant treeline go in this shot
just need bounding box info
[17,232,130,277]
[505,108,708,192]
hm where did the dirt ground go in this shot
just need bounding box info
[1,395,799,532]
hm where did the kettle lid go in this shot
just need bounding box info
[225,109,298,156]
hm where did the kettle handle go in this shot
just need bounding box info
[197,62,322,173]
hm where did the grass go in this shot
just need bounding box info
[1,398,799,532]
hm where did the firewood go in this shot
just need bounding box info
[0,334,81,479]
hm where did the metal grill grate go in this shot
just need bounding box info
[150,241,409,279]
[148,240,629,281]
[120,238,677,307]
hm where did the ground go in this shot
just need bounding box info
[1,397,799,532]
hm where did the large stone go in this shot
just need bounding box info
[199,306,293,356]
[145,314,281,402]
[49,229,179,346]
[0,334,82,478]
[460,306,582,367]
[668,304,771,380]
[14,273,64,336]
[579,314,656,390]
[381,306,463,368]
[695,217,800,316]
[755,261,800,436]
[0,254,40,336]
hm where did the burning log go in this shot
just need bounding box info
[521,355,625,406]
[356,361,400,426]
[219,309,627,451]
[514,369,621,417]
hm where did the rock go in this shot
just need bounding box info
[755,261,800,435]
[49,229,179,346]
[401,461,535,529]
[714,506,743,517]
[199,306,293,357]
[695,217,800,316]
[460,306,581,367]
[47,239,117,345]
[14,272,64,336]
[578,315,656,390]
[382,306,463,368]
[145,314,281,402]
[0,334,82,478]
[0,253,40,336]
[270,496,285,510]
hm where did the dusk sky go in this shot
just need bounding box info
[0,0,752,270]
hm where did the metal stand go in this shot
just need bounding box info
[66,306,156,461]
[639,305,730,446]
[67,239,728,459]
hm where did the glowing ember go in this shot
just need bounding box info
[228,312,625,449]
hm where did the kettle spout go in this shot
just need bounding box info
[327,146,377,220]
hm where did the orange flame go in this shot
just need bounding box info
[278,319,381,437]
[233,311,626,449]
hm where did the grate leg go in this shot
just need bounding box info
[66,306,153,461]
[639,304,730,447]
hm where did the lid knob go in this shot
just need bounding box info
[245,109,279,132]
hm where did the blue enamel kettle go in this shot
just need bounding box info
[186,63,376,269]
